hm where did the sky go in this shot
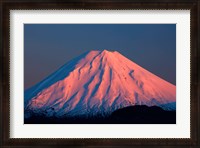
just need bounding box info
[24,24,176,89]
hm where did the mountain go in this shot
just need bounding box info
[24,50,176,118]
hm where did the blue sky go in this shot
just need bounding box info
[24,24,176,89]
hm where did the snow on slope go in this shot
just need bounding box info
[25,50,176,117]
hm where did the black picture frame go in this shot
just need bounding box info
[1,0,199,147]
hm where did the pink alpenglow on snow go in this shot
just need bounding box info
[25,50,176,117]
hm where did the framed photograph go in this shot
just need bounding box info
[1,0,199,147]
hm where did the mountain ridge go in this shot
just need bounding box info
[25,105,176,124]
[25,50,176,118]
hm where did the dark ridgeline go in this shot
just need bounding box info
[24,105,176,124]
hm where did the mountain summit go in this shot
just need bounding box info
[25,50,176,117]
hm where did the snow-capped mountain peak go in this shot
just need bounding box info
[25,50,176,117]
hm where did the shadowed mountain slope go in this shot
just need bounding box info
[25,105,176,124]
